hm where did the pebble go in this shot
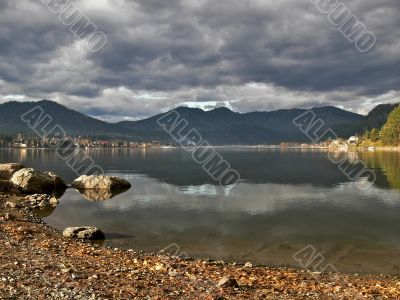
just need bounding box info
[312,272,322,275]
[5,201,17,208]
[217,276,239,288]
[1,213,13,221]
[61,268,72,274]
[24,194,59,209]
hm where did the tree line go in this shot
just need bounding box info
[362,105,400,146]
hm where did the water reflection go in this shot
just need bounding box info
[1,148,400,274]
[52,187,67,199]
[44,173,400,274]
[360,151,400,190]
[1,148,396,189]
[34,205,56,218]
[77,187,131,202]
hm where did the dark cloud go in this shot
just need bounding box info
[0,0,399,120]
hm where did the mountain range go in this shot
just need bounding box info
[0,100,397,145]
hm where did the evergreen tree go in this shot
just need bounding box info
[364,130,370,140]
[370,128,379,142]
[381,105,400,146]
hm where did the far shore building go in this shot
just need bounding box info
[348,136,359,145]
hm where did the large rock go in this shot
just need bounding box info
[63,227,105,240]
[10,168,66,194]
[72,175,131,191]
[0,180,19,193]
[46,172,68,189]
[0,163,25,180]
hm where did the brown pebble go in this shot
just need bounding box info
[217,276,239,288]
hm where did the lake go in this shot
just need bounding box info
[1,148,400,274]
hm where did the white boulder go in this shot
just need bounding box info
[63,227,105,240]
[10,168,66,194]
[72,175,131,191]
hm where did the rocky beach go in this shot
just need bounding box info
[0,163,400,299]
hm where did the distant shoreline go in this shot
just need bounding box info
[1,145,399,151]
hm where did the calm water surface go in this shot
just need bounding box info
[1,148,400,274]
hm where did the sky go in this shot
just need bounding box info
[0,0,399,122]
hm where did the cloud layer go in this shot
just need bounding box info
[0,0,399,121]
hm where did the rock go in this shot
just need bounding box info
[312,271,322,276]
[5,201,19,208]
[244,262,253,268]
[24,194,59,209]
[0,163,25,180]
[1,213,13,221]
[5,201,14,208]
[49,197,59,205]
[72,175,131,191]
[217,276,239,288]
[63,227,105,240]
[61,268,72,274]
[10,168,66,194]
[0,180,19,193]
[46,172,67,189]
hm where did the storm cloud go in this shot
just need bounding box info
[0,0,399,120]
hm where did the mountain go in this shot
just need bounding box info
[0,100,132,138]
[118,105,364,144]
[332,103,399,137]
[0,100,383,144]
[358,103,399,132]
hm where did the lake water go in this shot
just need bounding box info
[1,148,400,274]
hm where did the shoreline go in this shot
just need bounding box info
[1,193,400,299]
[1,145,399,152]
